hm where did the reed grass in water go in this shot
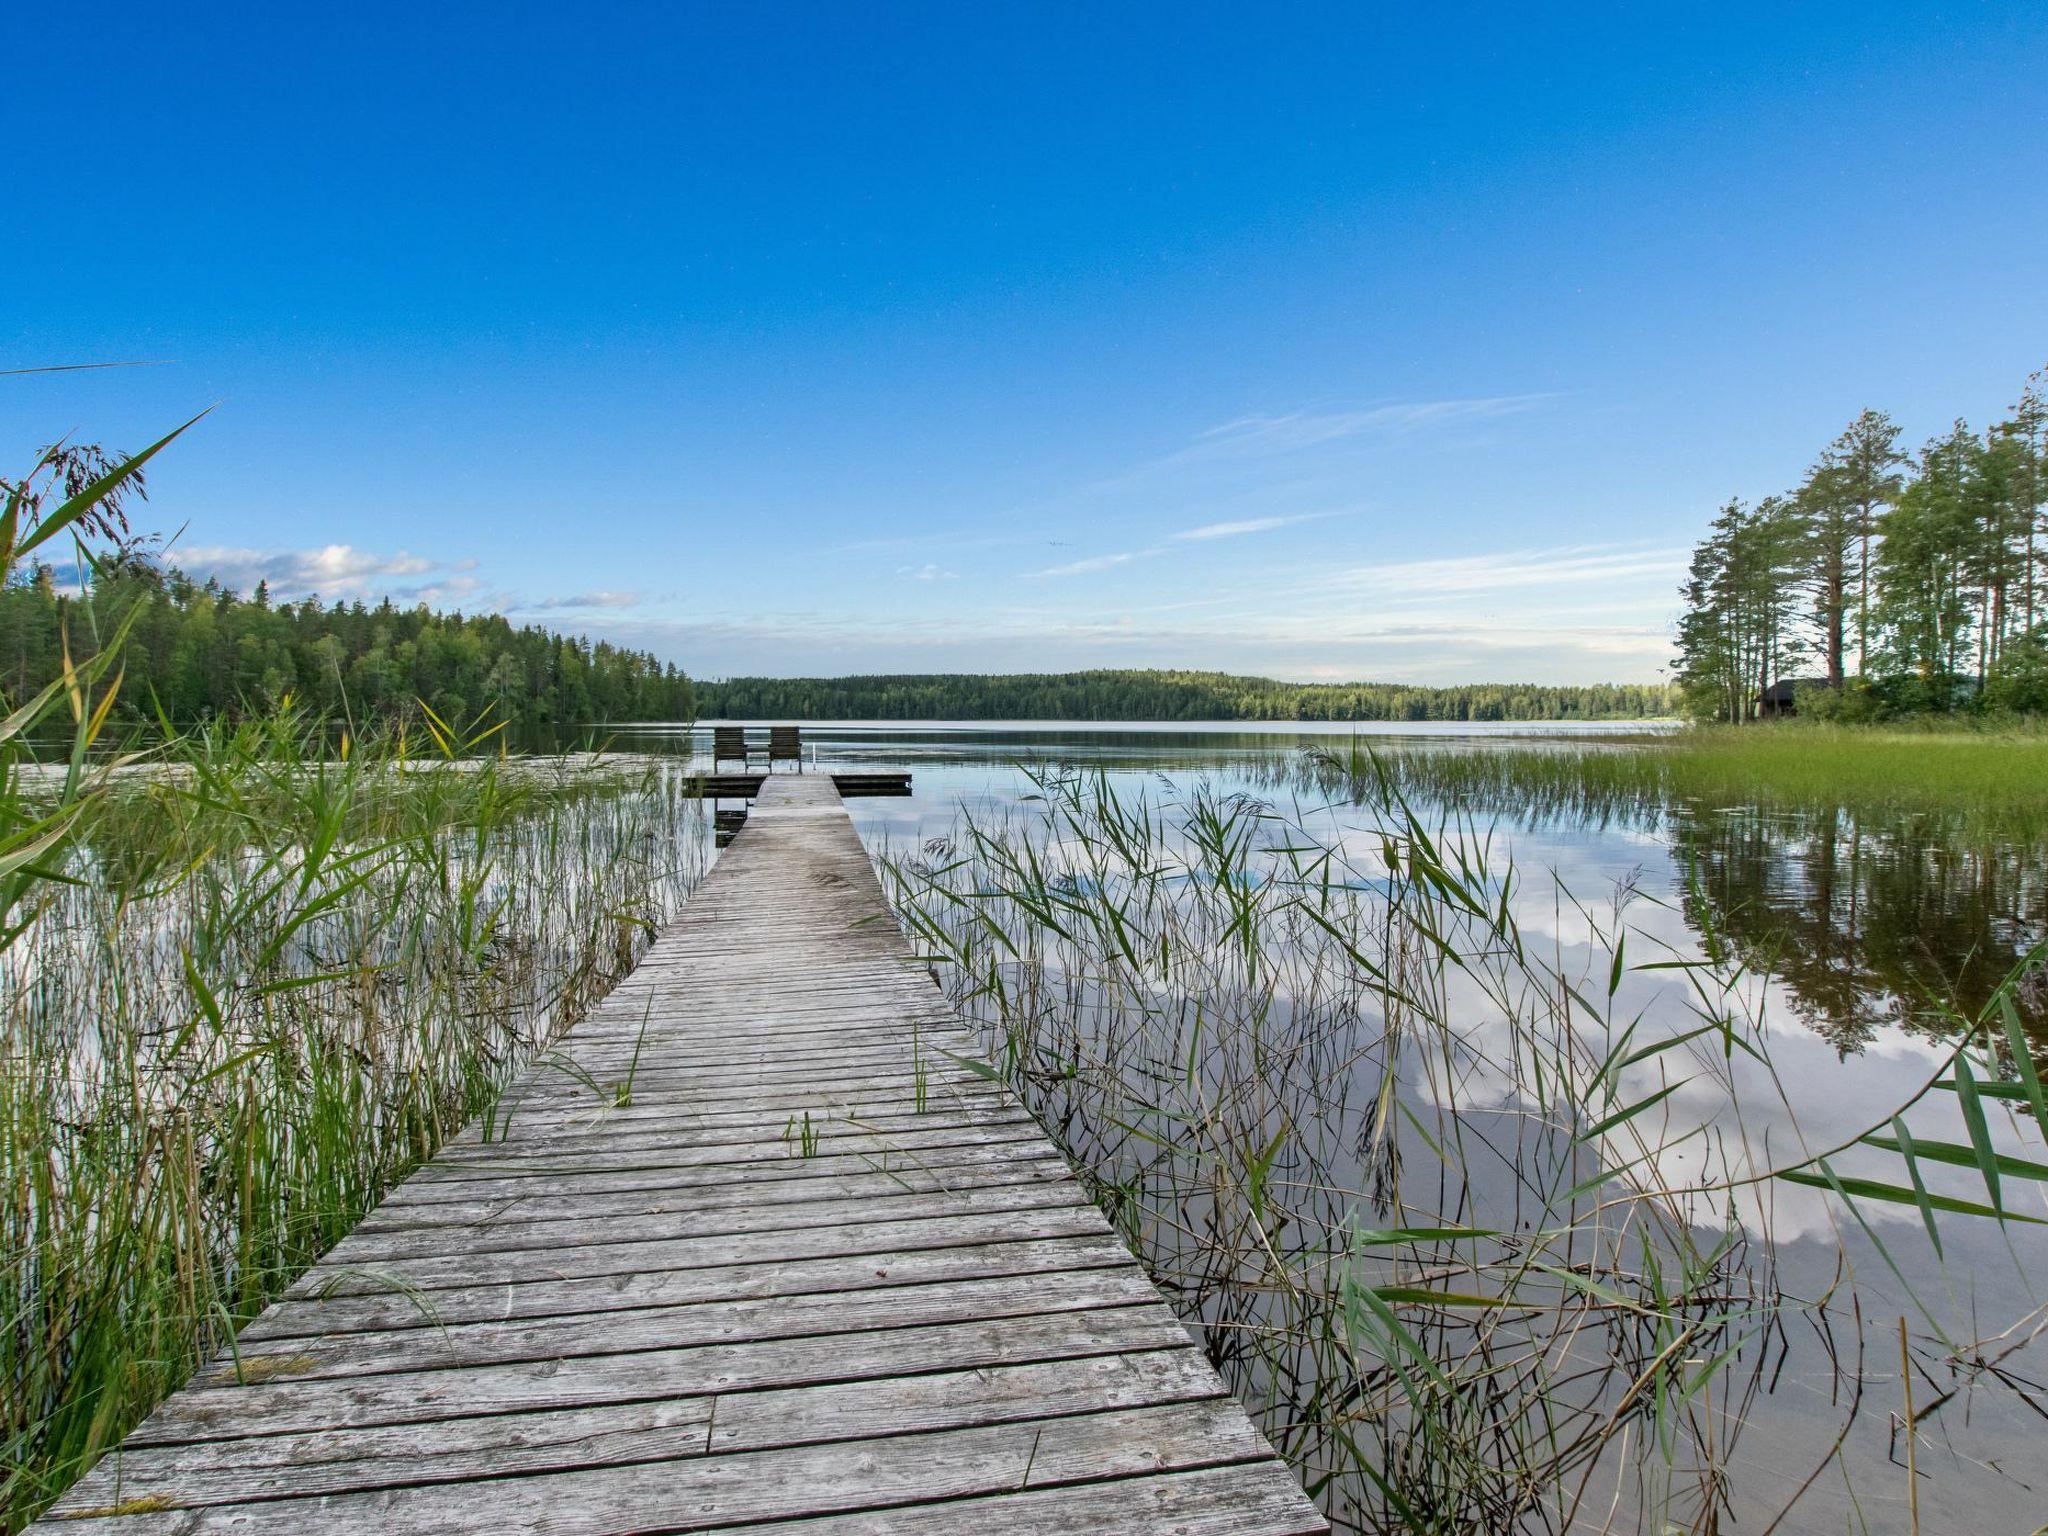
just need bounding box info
[1295,724,2048,847]
[0,712,708,1527]
[883,763,2048,1534]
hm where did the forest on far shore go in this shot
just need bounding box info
[0,565,695,731]
[696,671,1677,722]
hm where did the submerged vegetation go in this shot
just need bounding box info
[883,763,2048,1533]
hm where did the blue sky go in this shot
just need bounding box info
[7,3,2046,683]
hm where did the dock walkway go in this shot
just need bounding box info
[43,774,1325,1534]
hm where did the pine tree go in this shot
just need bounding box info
[1875,423,1978,704]
[2002,368,2047,639]
[1673,498,1807,721]
[1796,455,1855,688]
[1829,410,1905,675]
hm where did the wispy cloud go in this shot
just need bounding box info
[587,604,1672,685]
[179,544,482,604]
[1029,551,1140,578]
[834,532,1035,554]
[1188,395,1552,460]
[516,590,643,611]
[833,398,1541,581]
[1319,543,1687,600]
[1094,394,1556,493]
[1171,512,1328,542]
[898,563,958,582]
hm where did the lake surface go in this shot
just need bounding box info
[604,720,2045,1533]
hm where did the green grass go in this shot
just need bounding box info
[1642,721,2048,816]
[1300,721,2048,846]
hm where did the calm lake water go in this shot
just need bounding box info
[603,720,2045,1533]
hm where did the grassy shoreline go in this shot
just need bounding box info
[1313,720,2048,845]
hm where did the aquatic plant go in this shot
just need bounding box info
[883,763,2048,1533]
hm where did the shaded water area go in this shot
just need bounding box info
[610,722,2047,1533]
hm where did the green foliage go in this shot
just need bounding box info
[1676,366,2048,721]
[697,669,1677,722]
[1673,496,1809,722]
[0,565,694,730]
[1983,626,2048,713]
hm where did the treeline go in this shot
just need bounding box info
[0,568,695,729]
[697,670,1677,722]
[1676,366,2048,721]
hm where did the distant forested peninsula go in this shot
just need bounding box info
[696,671,1677,722]
[0,567,695,729]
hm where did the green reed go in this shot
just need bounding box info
[0,712,708,1528]
[882,763,2048,1533]
[1291,724,2048,847]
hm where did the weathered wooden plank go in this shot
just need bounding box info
[371,1136,1064,1209]
[430,1099,1026,1158]
[496,1036,977,1080]
[307,1187,1086,1273]
[430,1104,1035,1160]
[743,1464,1333,1536]
[243,1231,1132,1341]
[407,1121,1053,1186]
[352,1151,1074,1230]
[228,1268,1171,1384]
[60,1350,1227,1514]
[478,1073,1007,1123]
[126,1303,1188,1446]
[288,1199,1107,1303]
[65,1402,1273,1533]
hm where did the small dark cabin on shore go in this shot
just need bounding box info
[1758,678,1827,718]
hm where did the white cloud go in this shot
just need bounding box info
[178,543,473,603]
[1171,513,1327,542]
[1319,543,1687,600]
[517,590,644,611]
[1029,551,1140,578]
[898,563,958,582]
[1189,395,1552,459]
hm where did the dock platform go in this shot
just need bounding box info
[41,775,1325,1534]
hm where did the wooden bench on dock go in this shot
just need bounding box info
[38,775,1325,1534]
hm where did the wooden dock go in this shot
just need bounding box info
[41,775,1325,1534]
[690,770,913,799]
